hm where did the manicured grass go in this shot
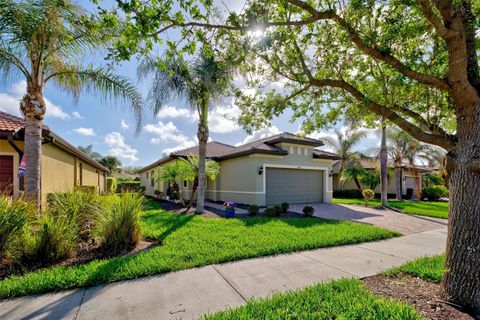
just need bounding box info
[333,198,449,219]
[203,278,422,319]
[384,254,445,283]
[0,200,398,298]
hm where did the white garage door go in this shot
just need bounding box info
[266,168,324,206]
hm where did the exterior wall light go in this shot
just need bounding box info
[258,167,264,175]
[329,170,334,177]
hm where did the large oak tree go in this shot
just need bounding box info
[99,0,479,315]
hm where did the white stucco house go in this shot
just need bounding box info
[139,132,342,206]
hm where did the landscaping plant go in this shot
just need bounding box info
[280,202,289,213]
[264,207,276,217]
[422,185,448,201]
[0,196,34,260]
[273,205,282,216]
[362,189,376,207]
[247,204,259,216]
[302,206,315,217]
[95,193,143,254]
[106,177,117,194]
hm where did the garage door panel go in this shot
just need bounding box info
[266,168,323,205]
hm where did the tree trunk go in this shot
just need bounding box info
[395,166,402,200]
[353,178,362,193]
[443,104,480,317]
[195,123,209,214]
[172,181,185,206]
[379,124,388,207]
[20,86,46,206]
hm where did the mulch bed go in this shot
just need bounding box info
[363,274,474,320]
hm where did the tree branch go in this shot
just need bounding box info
[417,0,451,39]
[309,78,456,149]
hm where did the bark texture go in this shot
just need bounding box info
[443,104,480,317]
[20,86,46,205]
[379,125,388,207]
[394,166,402,201]
[195,123,209,214]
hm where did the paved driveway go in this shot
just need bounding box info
[289,203,448,234]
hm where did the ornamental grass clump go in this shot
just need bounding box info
[95,193,143,254]
[0,195,35,260]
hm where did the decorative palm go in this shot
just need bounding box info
[0,0,142,204]
[321,128,367,172]
[139,50,233,214]
[340,164,366,193]
[78,145,102,161]
[99,156,122,175]
[155,162,187,206]
[180,156,220,211]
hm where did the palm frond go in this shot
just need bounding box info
[0,45,29,79]
[46,66,143,130]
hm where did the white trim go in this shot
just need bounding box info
[262,164,332,202]
[248,154,285,159]
[205,190,264,194]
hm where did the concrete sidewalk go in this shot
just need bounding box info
[0,227,447,320]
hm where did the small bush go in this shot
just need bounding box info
[0,196,34,259]
[422,185,448,201]
[303,205,315,217]
[281,202,289,213]
[264,207,276,217]
[47,190,101,241]
[27,214,78,264]
[362,189,376,206]
[95,193,143,254]
[247,204,259,216]
[273,205,282,216]
[106,177,117,194]
[74,185,97,194]
[117,180,141,193]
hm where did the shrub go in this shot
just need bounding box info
[264,207,276,217]
[47,190,101,241]
[117,180,141,193]
[422,185,448,201]
[74,185,97,194]
[281,202,289,213]
[362,189,376,206]
[302,205,315,217]
[26,214,78,264]
[0,196,34,259]
[106,177,117,194]
[422,173,444,188]
[247,204,259,216]
[273,205,282,216]
[95,193,143,254]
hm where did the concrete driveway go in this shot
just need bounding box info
[289,203,448,234]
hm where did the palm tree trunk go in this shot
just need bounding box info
[395,166,403,200]
[21,87,46,206]
[379,124,388,207]
[172,181,185,206]
[195,124,208,214]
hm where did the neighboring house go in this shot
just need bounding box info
[0,111,108,201]
[140,133,342,206]
[332,159,432,197]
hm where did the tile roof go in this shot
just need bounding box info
[0,111,26,133]
[312,150,343,160]
[141,132,339,171]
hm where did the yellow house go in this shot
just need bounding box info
[0,111,108,201]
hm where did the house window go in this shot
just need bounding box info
[151,170,154,187]
[289,146,294,154]
[183,180,187,188]
[304,148,309,155]
[79,163,83,185]
[146,172,149,179]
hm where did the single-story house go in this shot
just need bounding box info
[140,132,342,206]
[0,111,108,201]
[332,159,433,197]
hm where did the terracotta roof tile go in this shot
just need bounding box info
[0,111,25,133]
[171,141,236,158]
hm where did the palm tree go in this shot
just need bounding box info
[0,0,142,204]
[99,156,122,175]
[78,145,102,161]
[322,128,367,172]
[340,164,366,193]
[139,50,233,214]
[180,156,220,211]
[155,162,187,206]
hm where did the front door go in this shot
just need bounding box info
[0,155,14,195]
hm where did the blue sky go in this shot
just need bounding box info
[0,0,380,167]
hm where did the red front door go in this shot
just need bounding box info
[0,155,14,195]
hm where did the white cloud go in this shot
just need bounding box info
[0,81,70,119]
[156,105,197,122]
[209,104,241,134]
[121,119,130,129]
[236,125,281,146]
[72,111,83,119]
[73,127,96,136]
[144,120,191,144]
[162,139,197,155]
[104,132,139,162]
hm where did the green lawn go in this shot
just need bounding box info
[0,200,398,298]
[385,254,445,283]
[203,278,422,320]
[333,198,449,219]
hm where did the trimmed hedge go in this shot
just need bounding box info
[106,177,117,194]
[116,180,142,193]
